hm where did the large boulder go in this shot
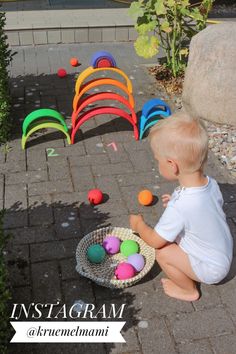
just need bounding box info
[182,22,236,126]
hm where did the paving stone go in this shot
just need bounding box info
[33,30,48,45]
[137,316,177,354]
[8,263,30,287]
[62,278,94,307]
[51,191,86,206]
[177,339,213,354]
[102,27,115,42]
[105,142,130,163]
[75,28,89,43]
[48,157,70,181]
[210,334,236,354]
[84,135,106,155]
[217,276,236,322]
[4,183,27,210]
[3,210,28,229]
[27,149,47,171]
[0,199,3,210]
[28,179,73,196]
[30,238,77,262]
[47,29,61,44]
[11,286,32,308]
[69,154,109,167]
[95,175,122,201]
[5,170,48,185]
[89,28,102,42]
[31,261,62,303]
[54,206,81,239]
[116,171,160,187]
[192,284,222,311]
[97,200,129,218]
[219,183,236,203]
[59,257,78,281]
[105,326,141,354]
[48,144,86,157]
[167,308,235,342]
[0,174,4,200]
[115,27,129,42]
[8,225,56,244]
[61,29,75,43]
[28,195,54,226]
[19,31,34,45]
[92,162,134,176]
[223,201,236,219]
[70,166,95,192]
[0,160,26,173]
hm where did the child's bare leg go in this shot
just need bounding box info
[156,244,200,301]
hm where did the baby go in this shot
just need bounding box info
[130,111,233,301]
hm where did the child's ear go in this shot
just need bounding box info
[167,159,179,175]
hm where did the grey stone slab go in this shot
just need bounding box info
[95,175,121,201]
[8,226,56,245]
[54,206,81,239]
[27,149,47,171]
[48,144,86,157]
[102,27,115,42]
[0,160,26,173]
[137,316,177,354]
[223,201,236,219]
[8,263,30,287]
[30,238,76,262]
[61,29,75,43]
[3,210,28,229]
[116,171,160,187]
[217,277,236,319]
[129,27,138,41]
[5,170,48,185]
[106,326,141,354]
[192,284,222,311]
[75,28,89,43]
[33,30,48,44]
[6,31,20,46]
[210,334,236,354]
[0,199,3,210]
[59,257,78,281]
[89,28,102,42]
[96,200,129,218]
[167,308,235,342]
[47,29,61,44]
[62,278,94,307]
[128,149,154,172]
[11,286,32,308]
[51,191,86,206]
[115,27,129,42]
[92,162,134,177]
[4,183,27,209]
[0,174,4,200]
[177,339,213,354]
[69,154,109,167]
[31,261,62,303]
[28,195,54,226]
[19,31,34,45]
[70,166,95,192]
[48,157,70,181]
[28,179,73,196]
[84,136,106,155]
[5,243,29,262]
[106,143,130,163]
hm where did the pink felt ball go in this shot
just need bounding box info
[102,236,120,255]
[115,262,136,280]
[87,189,103,205]
[127,253,145,272]
[57,68,67,78]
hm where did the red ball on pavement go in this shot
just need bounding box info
[88,189,103,205]
[70,57,79,67]
[57,68,67,78]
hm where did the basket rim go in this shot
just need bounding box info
[75,226,155,288]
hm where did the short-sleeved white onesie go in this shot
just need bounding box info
[154,176,233,284]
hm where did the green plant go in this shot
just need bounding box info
[129,0,214,77]
[0,8,12,144]
[0,209,11,353]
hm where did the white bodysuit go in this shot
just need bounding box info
[154,176,233,284]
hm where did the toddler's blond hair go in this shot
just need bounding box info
[149,111,209,173]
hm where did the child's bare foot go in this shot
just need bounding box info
[161,278,200,302]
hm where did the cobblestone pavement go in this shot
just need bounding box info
[2,42,236,354]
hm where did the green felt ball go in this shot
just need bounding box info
[87,244,106,264]
[120,240,139,257]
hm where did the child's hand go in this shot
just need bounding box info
[161,194,171,208]
[129,214,143,233]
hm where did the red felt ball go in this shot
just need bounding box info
[88,189,103,205]
[70,58,79,67]
[97,58,112,68]
[57,68,67,78]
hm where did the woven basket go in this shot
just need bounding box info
[75,226,155,289]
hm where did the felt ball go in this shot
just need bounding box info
[57,68,67,78]
[120,240,139,257]
[87,189,103,205]
[97,58,112,68]
[115,262,136,280]
[138,189,153,206]
[70,57,79,67]
[102,236,120,255]
[127,253,145,272]
[87,244,106,264]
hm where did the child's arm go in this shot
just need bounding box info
[130,214,167,249]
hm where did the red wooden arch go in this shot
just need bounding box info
[71,92,137,128]
[71,106,139,144]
